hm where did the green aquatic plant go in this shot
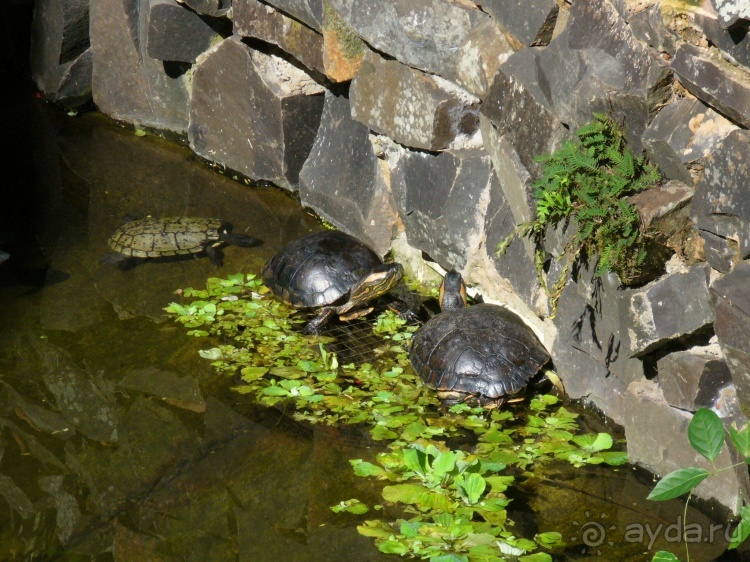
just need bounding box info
[496,113,660,317]
[166,272,628,562]
[647,407,750,562]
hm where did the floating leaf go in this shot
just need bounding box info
[572,432,613,453]
[240,366,268,382]
[456,473,486,505]
[198,348,223,360]
[382,484,453,512]
[650,552,680,561]
[688,408,724,463]
[647,467,710,501]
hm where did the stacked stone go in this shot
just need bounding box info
[30,0,750,511]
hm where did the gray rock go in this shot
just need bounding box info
[624,379,745,512]
[263,0,323,31]
[693,10,750,69]
[700,229,741,273]
[146,0,217,63]
[657,344,733,411]
[710,261,750,415]
[326,0,490,81]
[188,37,325,190]
[350,51,480,151]
[532,1,671,150]
[91,0,190,133]
[454,18,514,99]
[234,0,325,74]
[710,0,750,29]
[672,43,750,129]
[178,0,231,17]
[299,93,399,255]
[479,0,559,46]
[481,47,570,177]
[390,148,494,270]
[550,336,631,427]
[691,130,750,269]
[30,0,92,107]
[622,263,715,357]
[483,169,543,313]
[628,3,679,55]
[642,98,738,184]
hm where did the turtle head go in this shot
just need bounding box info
[348,262,404,305]
[439,270,467,311]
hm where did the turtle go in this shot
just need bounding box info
[103,216,262,269]
[262,230,411,334]
[410,270,550,407]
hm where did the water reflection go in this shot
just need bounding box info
[0,84,744,561]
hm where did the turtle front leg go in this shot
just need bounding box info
[304,307,336,334]
[204,243,225,267]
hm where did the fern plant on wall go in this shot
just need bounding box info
[497,113,661,318]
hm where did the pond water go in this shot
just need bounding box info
[0,82,744,562]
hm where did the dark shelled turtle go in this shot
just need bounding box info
[410,270,550,407]
[262,230,409,334]
[104,216,262,268]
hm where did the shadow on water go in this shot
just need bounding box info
[0,82,746,561]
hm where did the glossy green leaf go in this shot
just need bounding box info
[650,551,680,561]
[647,467,710,501]
[456,473,486,505]
[730,424,750,459]
[572,432,613,452]
[688,407,724,462]
[519,554,553,562]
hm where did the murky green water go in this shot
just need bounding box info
[0,83,744,562]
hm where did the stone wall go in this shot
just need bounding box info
[31,0,750,511]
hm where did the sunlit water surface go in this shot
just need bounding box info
[0,83,744,562]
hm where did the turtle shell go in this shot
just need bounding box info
[410,304,550,401]
[108,217,222,258]
[261,231,383,309]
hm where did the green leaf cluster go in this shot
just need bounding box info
[166,272,628,562]
[497,113,660,317]
[648,407,750,561]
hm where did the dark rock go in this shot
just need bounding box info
[629,180,693,233]
[479,0,559,46]
[91,0,190,133]
[326,0,491,81]
[33,340,118,444]
[700,229,741,273]
[532,1,672,150]
[146,0,217,63]
[622,262,715,357]
[119,367,205,413]
[693,10,750,68]
[178,0,231,17]
[263,0,323,31]
[672,43,750,129]
[628,3,679,55]
[552,256,639,388]
[710,0,750,29]
[710,261,750,415]
[350,50,480,151]
[30,0,92,107]
[657,343,733,411]
[624,379,744,511]
[629,180,698,263]
[691,130,750,269]
[390,147,493,270]
[550,336,631,427]
[642,97,738,184]
[299,92,399,255]
[454,18,514,99]
[234,0,326,74]
[188,37,325,190]
[482,47,570,177]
